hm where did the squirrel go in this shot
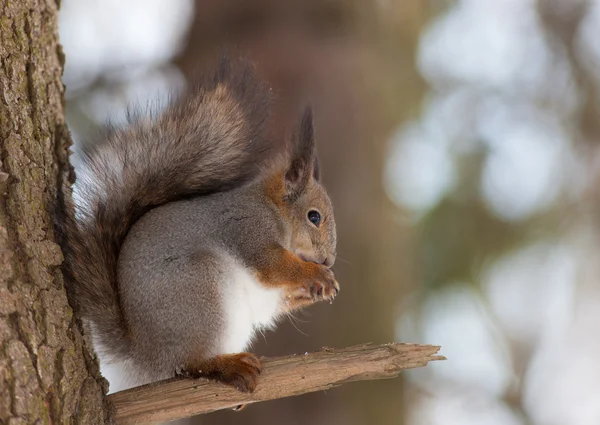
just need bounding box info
[57,56,339,394]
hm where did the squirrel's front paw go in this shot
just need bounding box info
[288,266,340,304]
[308,267,340,301]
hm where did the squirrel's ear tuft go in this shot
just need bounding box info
[313,154,320,182]
[284,106,317,201]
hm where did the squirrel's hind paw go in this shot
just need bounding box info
[182,352,262,393]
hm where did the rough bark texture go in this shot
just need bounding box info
[110,344,444,424]
[0,1,107,424]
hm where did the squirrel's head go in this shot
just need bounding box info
[280,107,337,268]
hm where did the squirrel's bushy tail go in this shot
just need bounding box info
[57,57,275,359]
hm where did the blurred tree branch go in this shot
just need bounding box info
[108,343,444,424]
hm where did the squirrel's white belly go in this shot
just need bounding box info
[219,262,283,354]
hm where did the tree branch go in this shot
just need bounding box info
[107,343,444,424]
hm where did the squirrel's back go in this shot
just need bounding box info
[57,57,279,360]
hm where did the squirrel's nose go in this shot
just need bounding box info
[322,255,335,268]
[296,250,334,268]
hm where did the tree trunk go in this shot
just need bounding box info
[0,1,107,423]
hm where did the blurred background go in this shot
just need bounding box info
[59,0,600,424]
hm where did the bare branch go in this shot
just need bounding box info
[107,343,444,424]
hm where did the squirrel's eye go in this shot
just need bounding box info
[308,210,321,227]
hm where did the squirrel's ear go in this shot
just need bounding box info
[284,106,317,201]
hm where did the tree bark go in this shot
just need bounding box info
[0,1,107,424]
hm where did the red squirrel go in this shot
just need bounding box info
[58,56,339,393]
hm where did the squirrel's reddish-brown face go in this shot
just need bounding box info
[281,105,336,268]
[289,179,337,268]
